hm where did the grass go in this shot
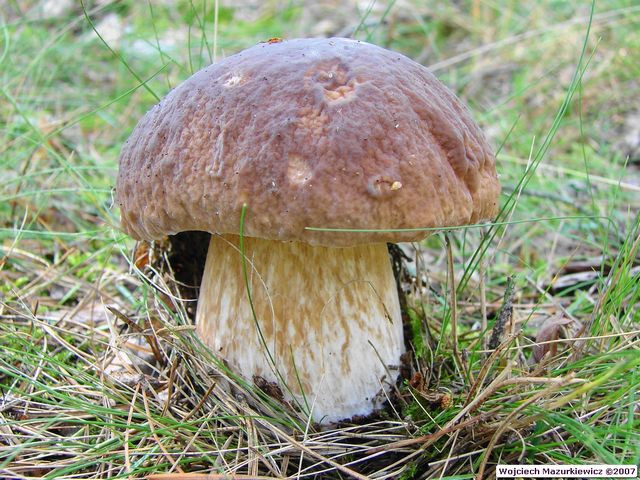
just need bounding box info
[1,0,639,478]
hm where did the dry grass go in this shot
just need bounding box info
[1,1,639,478]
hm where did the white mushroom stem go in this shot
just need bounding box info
[196,234,405,424]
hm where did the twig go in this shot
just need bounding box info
[183,382,217,421]
[108,306,163,364]
[161,355,180,417]
[487,277,515,352]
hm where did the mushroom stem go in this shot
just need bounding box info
[196,234,404,423]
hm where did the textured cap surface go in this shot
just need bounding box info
[117,37,500,246]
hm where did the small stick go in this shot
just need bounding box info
[108,306,163,364]
[487,277,515,352]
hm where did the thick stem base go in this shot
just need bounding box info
[196,234,404,423]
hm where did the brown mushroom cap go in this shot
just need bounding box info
[117,37,500,246]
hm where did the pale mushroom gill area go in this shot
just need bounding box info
[196,234,404,423]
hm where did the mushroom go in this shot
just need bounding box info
[117,38,500,424]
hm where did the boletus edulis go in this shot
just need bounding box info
[117,37,500,424]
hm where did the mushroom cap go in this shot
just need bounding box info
[117,37,500,246]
